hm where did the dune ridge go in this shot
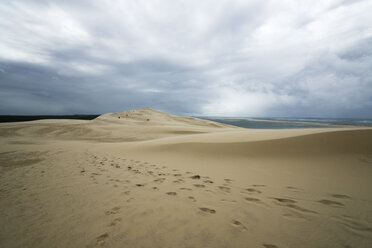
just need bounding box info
[96,107,235,128]
[138,129,372,157]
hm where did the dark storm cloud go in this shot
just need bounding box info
[0,59,206,115]
[0,0,371,117]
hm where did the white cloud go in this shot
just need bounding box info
[0,2,90,63]
[0,0,371,116]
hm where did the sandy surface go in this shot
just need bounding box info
[1,108,372,248]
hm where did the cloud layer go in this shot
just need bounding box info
[1,0,371,117]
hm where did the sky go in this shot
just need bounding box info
[0,0,372,117]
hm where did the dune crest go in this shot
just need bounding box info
[96,107,234,128]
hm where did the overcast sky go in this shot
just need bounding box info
[0,0,371,117]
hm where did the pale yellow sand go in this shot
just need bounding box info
[1,108,372,248]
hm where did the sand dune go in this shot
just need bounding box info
[96,108,233,128]
[0,108,372,248]
[0,108,237,142]
[138,128,372,157]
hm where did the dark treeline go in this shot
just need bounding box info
[0,115,100,123]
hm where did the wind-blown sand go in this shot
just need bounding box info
[1,108,371,248]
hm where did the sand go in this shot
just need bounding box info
[0,108,372,248]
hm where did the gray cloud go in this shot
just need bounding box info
[0,0,371,117]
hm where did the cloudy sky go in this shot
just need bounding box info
[0,0,371,117]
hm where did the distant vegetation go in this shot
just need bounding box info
[0,115,100,123]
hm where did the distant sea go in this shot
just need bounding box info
[199,117,372,129]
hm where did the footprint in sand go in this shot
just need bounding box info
[224,179,234,184]
[188,196,196,202]
[199,207,216,214]
[154,178,166,183]
[331,194,351,199]
[274,198,317,214]
[173,179,185,184]
[253,184,266,187]
[246,188,262,194]
[337,215,372,233]
[166,192,177,196]
[204,180,214,184]
[232,220,247,230]
[190,175,201,179]
[109,217,122,227]
[180,187,192,191]
[105,206,120,215]
[286,186,300,190]
[218,186,231,193]
[318,199,344,207]
[95,233,109,246]
[245,197,261,203]
[136,184,145,187]
[287,204,317,214]
[273,198,296,204]
[262,244,278,248]
[194,184,205,188]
